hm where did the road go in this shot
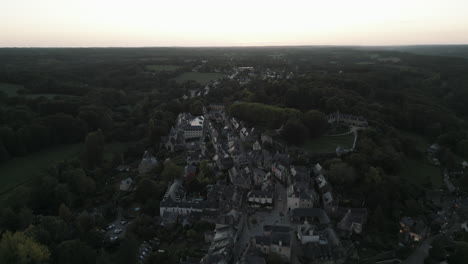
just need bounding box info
[402,235,438,264]
[105,209,130,241]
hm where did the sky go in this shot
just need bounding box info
[1,0,468,47]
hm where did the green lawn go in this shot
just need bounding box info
[0,141,137,196]
[0,82,63,99]
[146,64,181,72]
[0,82,23,96]
[303,134,355,153]
[0,144,82,194]
[174,72,224,84]
[400,158,443,187]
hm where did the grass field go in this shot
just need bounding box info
[146,64,181,72]
[0,144,82,194]
[0,82,23,96]
[0,141,138,196]
[175,72,224,84]
[303,133,355,153]
[400,158,443,187]
[0,82,62,99]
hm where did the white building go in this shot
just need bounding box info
[183,116,205,139]
[287,186,316,211]
[247,190,274,209]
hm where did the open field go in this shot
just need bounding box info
[175,72,224,84]
[146,64,181,72]
[303,133,354,153]
[400,158,443,187]
[0,82,63,98]
[0,141,137,196]
[0,144,82,194]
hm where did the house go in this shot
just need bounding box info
[254,232,292,261]
[235,154,250,167]
[138,151,158,174]
[315,175,328,191]
[252,141,262,151]
[300,227,345,262]
[260,134,273,145]
[337,208,368,236]
[184,125,203,139]
[209,103,225,112]
[119,177,133,191]
[201,225,236,264]
[271,162,289,183]
[327,111,368,127]
[159,180,211,217]
[247,190,274,209]
[184,164,197,181]
[297,222,339,246]
[286,186,316,211]
[322,192,334,207]
[252,168,267,186]
[399,217,429,243]
[462,161,468,169]
[207,180,243,211]
[312,163,323,176]
[291,208,330,225]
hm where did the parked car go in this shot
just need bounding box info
[114,229,123,234]
[120,220,127,225]
[107,224,116,231]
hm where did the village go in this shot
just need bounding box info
[100,66,468,264]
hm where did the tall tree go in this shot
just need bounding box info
[0,139,9,162]
[303,110,328,137]
[83,130,104,169]
[0,231,50,264]
[55,239,96,264]
[281,118,308,145]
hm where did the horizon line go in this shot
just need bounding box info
[1,44,468,49]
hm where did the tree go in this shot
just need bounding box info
[457,139,468,157]
[370,205,386,231]
[0,126,18,156]
[58,204,73,222]
[328,162,357,185]
[161,162,183,182]
[449,241,468,264]
[135,178,158,203]
[281,118,308,145]
[303,110,327,137]
[0,231,50,264]
[25,215,72,246]
[77,211,95,233]
[55,239,96,264]
[83,130,104,169]
[0,139,10,162]
[364,166,383,184]
[428,236,449,261]
[189,100,204,116]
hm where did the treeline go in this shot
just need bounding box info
[228,102,328,145]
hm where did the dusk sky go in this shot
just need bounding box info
[1,0,468,47]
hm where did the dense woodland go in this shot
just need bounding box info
[1,47,468,263]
